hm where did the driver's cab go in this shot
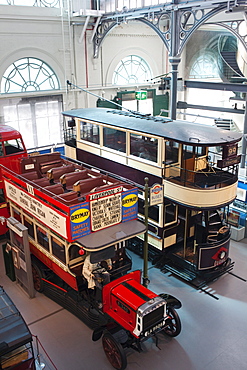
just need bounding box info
[68,242,132,283]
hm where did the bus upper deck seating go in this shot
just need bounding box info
[47,164,76,183]
[73,176,105,195]
[54,191,80,205]
[32,177,51,187]
[92,182,124,193]
[42,184,65,196]
[60,170,90,190]
[21,171,40,181]
[20,152,63,176]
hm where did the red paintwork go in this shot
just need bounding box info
[30,242,79,291]
[2,169,71,241]
[0,125,27,189]
[0,201,9,234]
[102,270,158,335]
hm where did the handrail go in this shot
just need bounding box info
[198,230,230,248]
[217,35,246,81]
[164,162,238,189]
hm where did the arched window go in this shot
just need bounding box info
[0,58,62,149]
[189,53,219,79]
[0,0,59,7]
[1,57,60,94]
[112,55,152,85]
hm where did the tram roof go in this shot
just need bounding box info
[62,108,242,146]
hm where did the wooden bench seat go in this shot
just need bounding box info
[40,160,64,174]
[42,184,64,196]
[21,171,40,181]
[54,191,79,205]
[47,164,75,183]
[60,170,90,190]
[32,177,51,187]
[73,176,105,195]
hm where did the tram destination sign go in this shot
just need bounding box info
[217,155,241,168]
[150,183,164,206]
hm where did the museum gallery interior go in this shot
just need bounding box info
[0,1,247,370]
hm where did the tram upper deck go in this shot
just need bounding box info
[63,108,242,209]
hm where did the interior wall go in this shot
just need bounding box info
[72,20,170,110]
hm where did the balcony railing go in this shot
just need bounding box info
[164,163,238,190]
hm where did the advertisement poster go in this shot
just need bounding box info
[122,189,138,222]
[89,187,122,232]
[5,180,67,239]
[70,202,91,239]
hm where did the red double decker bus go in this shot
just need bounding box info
[1,151,182,370]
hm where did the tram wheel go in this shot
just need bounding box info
[102,332,127,370]
[32,263,44,293]
[163,306,181,337]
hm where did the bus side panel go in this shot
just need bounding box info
[0,202,9,234]
[76,148,161,186]
[30,242,79,291]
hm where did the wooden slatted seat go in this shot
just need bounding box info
[60,170,90,190]
[32,177,51,187]
[54,191,79,205]
[21,171,40,181]
[73,176,105,195]
[47,164,75,183]
[42,184,64,196]
[40,160,64,174]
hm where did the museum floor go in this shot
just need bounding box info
[1,238,247,370]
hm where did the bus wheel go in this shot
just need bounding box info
[102,332,127,370]
[32,263,44,293]
[163,306,181,337]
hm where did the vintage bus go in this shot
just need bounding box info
[62,107,242,286]
[1,151,182,370]
[0,125,27,235]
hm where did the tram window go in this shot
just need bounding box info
[51,236,66,263]
[165,141,179,164]
[138,198,159,222]
[183,145,206,159]
[0,142,3,156]
[80,121,99,144]
[3,139,25,155]
[164,201,177,225]
[24,217,34,239]
[130,133,157,162]
[37,226,49,251]
[103,127,126,152]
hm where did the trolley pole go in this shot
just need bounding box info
[143,177,149,288]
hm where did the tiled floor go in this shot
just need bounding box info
[1,238,247,370]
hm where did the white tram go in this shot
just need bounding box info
[62,108,242,285]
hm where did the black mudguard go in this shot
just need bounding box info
[159,293,182,309]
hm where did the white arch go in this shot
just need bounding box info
[104,47,159,87]
[0,48,64,92]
